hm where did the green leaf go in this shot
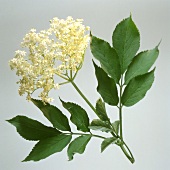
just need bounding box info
[89,119,111,132]
[23,134,72,162]
[125,46,159,84]
[90,34,121,83]
[93,62,119,106]
[96,98,109,121]
[112,120,120,135]
[31,98,71,131]
[122,69,155,106]
[112,15,140,73]
[67,135,91,161]
[7,116,61,141]
[101,137,118,152]
[61,100,90,132]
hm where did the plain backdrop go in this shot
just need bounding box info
[1,0,170,170]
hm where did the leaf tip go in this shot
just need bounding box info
[6,119,10,123]
[90,30,92,37]
[59,97,64,104]
[92,60,99,69]
[156,39,162,48]
[22,156,29,162]
[6,117,15,124]
[22,157,35,162]
[101,148,104,153]
[130,12,132,18]
[152,67,156,73]
[68,156,73,161]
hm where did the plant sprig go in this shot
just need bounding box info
[7,15,159,164]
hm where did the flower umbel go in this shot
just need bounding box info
[9,16,90,103]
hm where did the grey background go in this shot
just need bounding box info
[1,0,170,170]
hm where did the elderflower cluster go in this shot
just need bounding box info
[9,16,90,103]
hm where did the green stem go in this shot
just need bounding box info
[70,81,96,114]
[64,132,106,140]
[70,80,117,138]
[118,76,135,163]
[119,76,123,139]
[120,141,135,164]
[70,70,73,79]
[119,105,123,139]
[59,81,70,86]
[56,73,69,81]
[123,141,135,163]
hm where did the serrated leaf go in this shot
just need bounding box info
[112,15,140,73]
[7,116,61,141]
[61,100,90,132]
[90,34,121,83]
[67,135,91,161]
[89,119,111,132]
[101,137,118,152]
[93,62,119,106]
[112,120,120,135]
[122,69,155,106]
[31,98,71,131]
[125,46,159,84]
[96,98,109,121]
[23,134,72,162]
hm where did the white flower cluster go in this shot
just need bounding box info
[9,16,90,103]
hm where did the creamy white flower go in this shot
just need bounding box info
[54,83,60,89]
[9,16,90,103]
[15,50,26,56]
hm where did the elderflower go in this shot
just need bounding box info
[9,16,90,103]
